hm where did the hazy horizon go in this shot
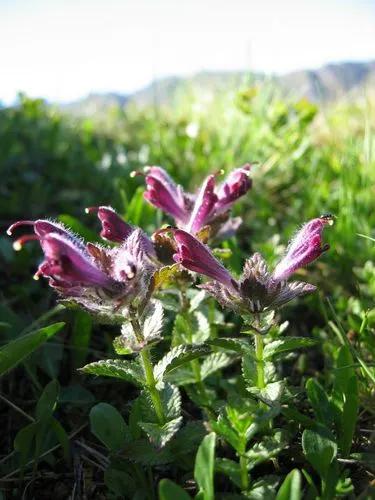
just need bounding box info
[1,0,374,104]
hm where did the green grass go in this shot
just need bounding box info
[0,87,374,498]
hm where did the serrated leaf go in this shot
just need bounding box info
[142,300,164,340]
[211,414,241,452]
[153,265,181,290]
[113,336,133,355]
[194,311,210,343]
[81,359,145,386]
[90,403,129,451]
[189,290,207,312]
[159,479,191,500]
[251,381,284,406]
[201,352,235,380]
[123,438,174,465]
[276,469,302,500]
[154,344,210,382]
[140,416,183,447]
[194,432,216,500]
[246,430,287,469]
[209,337,253,354]
[0,322,64,376]
[302,427,337,478]
[263,337,317,360]
[161,383,182,420]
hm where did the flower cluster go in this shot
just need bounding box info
[7,207,156,317]
[138,164,252,239]
[7,166,332,321]
[172,215,333,314]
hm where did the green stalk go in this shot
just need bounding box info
[239,454,249,491]
[254,332,265,390]
[130,316,165,425]
[140,347,165,425]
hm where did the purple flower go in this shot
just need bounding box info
[36,233,117,291]
[173,217,332,314]
[173,229,237,290]
[143,166,190,225]
[215,164,252,215]
[85,206,133,243]
[7,218,157,316]
[141,165,252,236]
[186,175,218,234]
[273,215,333,282]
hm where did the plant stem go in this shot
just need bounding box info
[140,347,165,425]
[130,314,166,425]
[255,332,265,390]
[240,454,249,491]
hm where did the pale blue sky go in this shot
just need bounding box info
[1,0,374,103]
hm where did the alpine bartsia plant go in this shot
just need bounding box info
[8,168,345,499]
[173,215,334,315]
[7,213,156,317]
[138,164,252,238]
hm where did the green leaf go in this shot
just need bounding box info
[339,375,358,457]
[36,379,59,421]
[276,469,302,500]
[159,479,191,500]
[210,414,241,452]
[123,438,174,466]
[140,417,183,448]
[80,359,145,386]
[208,337,252,354]
[90,402,129,451]
[0,322,65,376]
[246,430,287,469]
[215,458,242,488]
[51,418,70,461]
[155,344,210,382]
[194,432,216,500]
[200,352,235,380]
[142,300,164,340]
[302,427,337,478]
[14,422,37,473]
[264,337,317,360]
[306,378,334,427]
[161,383,182,420]
[71,310,92,369]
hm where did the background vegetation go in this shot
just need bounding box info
[0,84,374,498]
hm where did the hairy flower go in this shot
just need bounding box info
[140,164,252,237]
[7,218,157,316]
[173,216,332,314]
[173,229,237,290]
[85,206,133,243]
[273,215,333,281]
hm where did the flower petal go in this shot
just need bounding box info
[186,175,218,233]
[86,206,133,243]
[215,164,252,214]
[173,229,236,289]
[273,216,333,281]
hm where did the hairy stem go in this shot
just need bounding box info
[130,315,165,425]
[255,332,265,390]
[140,348,165,425]
[180,292,208,400]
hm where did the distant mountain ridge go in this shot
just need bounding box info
[64,60,375,115]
